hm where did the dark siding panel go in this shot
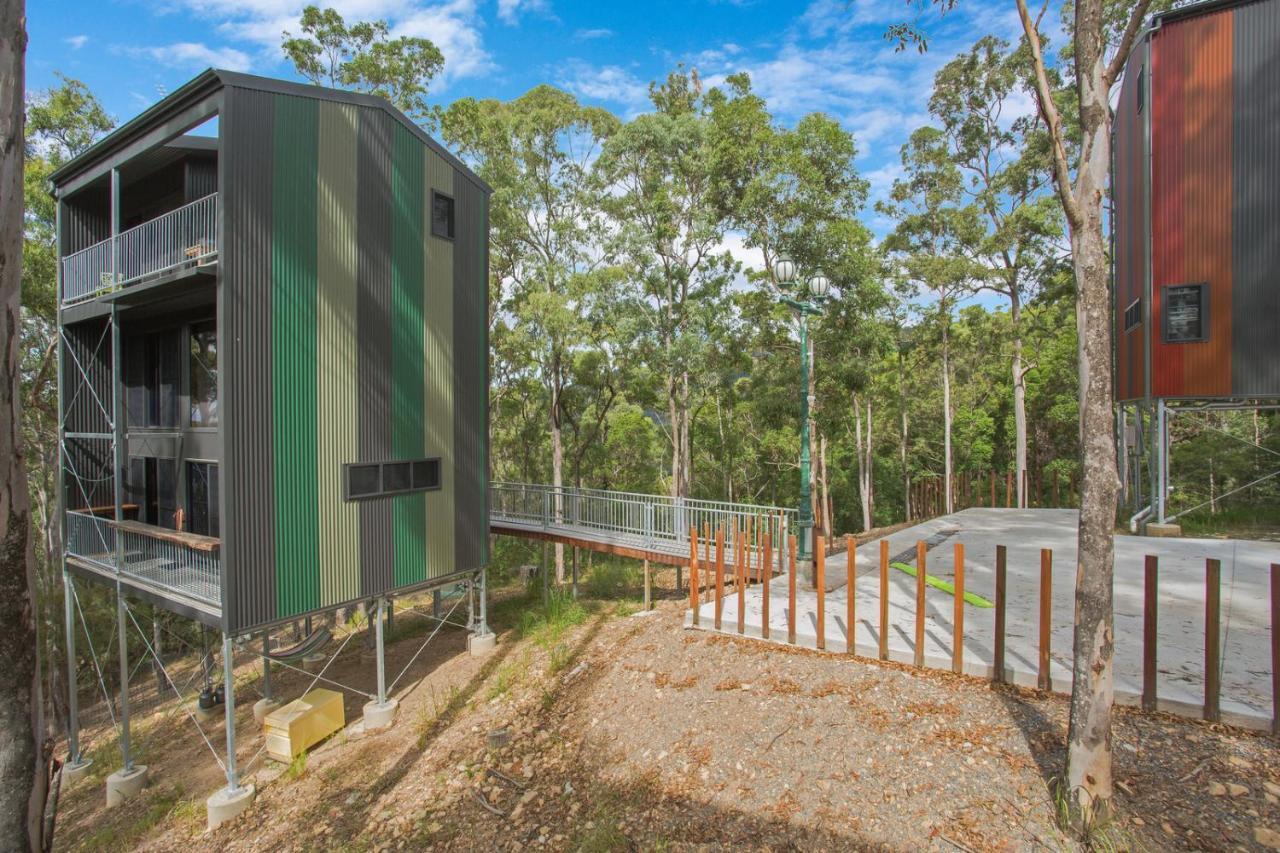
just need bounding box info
[358,109,394,597]
[1233,0,1280,396]
[63,195,110,255]
[1113,39,1148,402]
[453,172,488,572]
[222,86,276,633]
[184,156,218,202]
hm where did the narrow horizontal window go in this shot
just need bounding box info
[345,458,442,501]
[1123,298,1142,332]
[431,191,455,240]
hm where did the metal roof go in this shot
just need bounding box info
[47,68,491,195]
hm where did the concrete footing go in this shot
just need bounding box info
[195,703,219,723]
[1146,522,1183,538]
[468,632,496,657]
[62,759,92,786]
[206,783,255,831]
[362,698,399,731]
[252,698,281,726]
[301,652,327,672]
[105,765,149,807]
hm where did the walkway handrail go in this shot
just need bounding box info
[490,482,796,556]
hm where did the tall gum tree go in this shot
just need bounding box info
[928,36,1063,508]
[886,0,1157,827]
[443,87,619,581]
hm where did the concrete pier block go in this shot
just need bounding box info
[1146,522,1182,538]
[362,698,399,731]
[105,765,148,807]
[468,632,496,657]
[252,698,281,726]
[301,652,327,673]
[62,759,92,786]
[206,783,255,831]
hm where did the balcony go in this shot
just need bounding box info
[61,193,218,307]
[65,510,221,617]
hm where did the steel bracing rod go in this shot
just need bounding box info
[70,580,118,731]
[222,633,240,793]
[121,602,226,774]
[1167,468,1280,523]
[387,594,465,695]
[1168,408,1280,459]
[58,322,114,430]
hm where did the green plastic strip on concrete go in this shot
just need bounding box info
[890,562,994,608]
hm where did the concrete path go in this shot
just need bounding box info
[689,508,1279,730]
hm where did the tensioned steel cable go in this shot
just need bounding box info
[387,593,466,696]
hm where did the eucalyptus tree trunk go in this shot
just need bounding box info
[1011,294,1028,508]
[941,317,953,515]
[550,374,565,583]
[899,350,910,521]
[1015,0,1147,826]
[854,394,874,532]
[0,1,49,845]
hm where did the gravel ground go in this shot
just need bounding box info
[54,585,1280,852]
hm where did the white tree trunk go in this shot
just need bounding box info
[941,318,953,515]
[1012,297,1028,509]
[854,393,874,532]
[551,383,565,584]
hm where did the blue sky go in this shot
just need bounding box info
[28,0,1046,260]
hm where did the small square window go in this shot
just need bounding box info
[432,191,455,240]
[348,464,380,498]
[412,459,440,490]
[1162,282,1209,343]
[383,462,412,493]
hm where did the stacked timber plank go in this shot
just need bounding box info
[264,689,345,763]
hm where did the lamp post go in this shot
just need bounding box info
[773,257,831,581]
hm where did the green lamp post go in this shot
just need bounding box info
[773,257,831,575]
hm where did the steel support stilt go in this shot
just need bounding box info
[375,597,387,706]
[63,572,87,771]
[261,635,272,701]
[222,633,239,793]
[117,588,132,772]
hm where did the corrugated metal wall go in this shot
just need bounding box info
[1150,7,1235,398]
[1113,38,1149,402]
[1232,0,1280,395]
[222,84,489,633]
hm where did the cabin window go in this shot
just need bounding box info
[189,321,218,427]
[125,330,180,429]
[1162,282,1209,343]
[1136,66,1145,114]
[345,458,442,500]
[187,461,219,537]
[431,191,455,240]
[127,456,177,528]
[1123,298,1142,331]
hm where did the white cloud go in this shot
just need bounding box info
[497,0,549,25]
[64,35,89,50]
[558,61,649,109]
[123,42,254,72]
[573,27,613,40]
[396,0,495,85]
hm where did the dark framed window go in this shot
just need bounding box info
[431,191,455,240]
[344,458,442,501]
[189,321,218,427]
[1136,66,1145,114]
[187,461,220,537]
[1123,298,1142,332]
[125,330,180,429]
[126,456,177,528]
[1162,282,1209,343]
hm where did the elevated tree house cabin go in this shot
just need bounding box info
[1112,0,1280,528]
[51,70,491,815]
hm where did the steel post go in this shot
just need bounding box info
[478,568,489,636]
[222,633,240,793]
[117,589,132,771]
[375,597,387,706]
[64,572,83,765]
[1157,399,1168,523]
[261,635,272,701]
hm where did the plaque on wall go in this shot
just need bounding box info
[1163,283,1208,343]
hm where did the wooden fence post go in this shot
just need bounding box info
[1006,472,1013,508]
[846,534,856,655]
[952,542,965,674]
[879,539,889,661]
[737,529,746,636]
[689,528,699,626]
[989,471,995,507]
[788,535,797,644]
[914,540,926,667]
[1143,555,1158,712]
[994,545,1006,683]
[1038,548,1052,691]
[644,559,651,611]
[714,526,724,630]
[1206,558,1221,722]
[762,533,772,640]
[816,536,826,650]
[1271,564,1279,739]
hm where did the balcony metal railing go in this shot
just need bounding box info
[65,510,221,608]
[60,193,219,307]
[489,482,796,557]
